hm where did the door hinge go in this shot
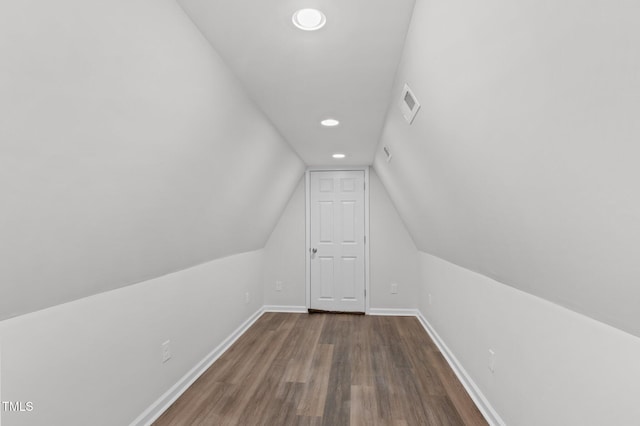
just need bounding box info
[364,235,366,244]
[364,182,366,191]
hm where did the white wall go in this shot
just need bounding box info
[374,0,640,335]
[419,251,640,426]
[374,1,640,421]
[0,0,304,319]
[263,178,306,307]
[369,170,420,309]
[0,250,265,426]
[263,169,420,310]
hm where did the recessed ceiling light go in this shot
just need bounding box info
[292,9,326,31]
[332,153,346,159]
[321,118,340,127]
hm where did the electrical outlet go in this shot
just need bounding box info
[276,281,283,291]
[245,292,250,304]
[162,340,171,364]
[428,293,432,305]
[390,283,399,294]
[488,349,496,373]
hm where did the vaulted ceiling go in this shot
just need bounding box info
[177,0,416,166]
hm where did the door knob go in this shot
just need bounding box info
[311,248,318,254]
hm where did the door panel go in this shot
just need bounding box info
[341,201,356,242]
[319,178,334,192]
[341,257,357,300]
[319,257,335,299]
[319,201,334,243]
[309,170,365,312]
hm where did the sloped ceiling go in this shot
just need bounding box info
[0,0,303,319]
[375,0,640,336]
[177,0,416,166]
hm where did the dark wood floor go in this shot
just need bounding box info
[153,313,487,426]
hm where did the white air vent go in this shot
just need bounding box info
[400,83,420,124]
[383,146,392,163]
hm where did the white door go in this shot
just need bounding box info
[309,170,366,312]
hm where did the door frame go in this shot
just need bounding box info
[305,166,370,313]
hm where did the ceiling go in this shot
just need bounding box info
[177,0,416,166]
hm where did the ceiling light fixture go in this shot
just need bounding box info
[332,153,346,159]
[321,118,340,127]
[292,9,326,31]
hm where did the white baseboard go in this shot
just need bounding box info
[130,305,502,426]
[415,311,505,426]
[130,307,265,426]
[368,308,419,316]
[263,305,308,313]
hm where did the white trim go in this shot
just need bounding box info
[305,167,370,313]
[263,305,308,313]
[130,307,265,426]
[131,306,502,426]
[305,170,311,309]
[0,337,2,426]
[415,311,505,426]
[364,167,370,314]
[368,308,419,316]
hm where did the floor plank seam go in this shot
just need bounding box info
[152,312,491,426]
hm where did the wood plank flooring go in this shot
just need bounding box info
[153,313,487,426]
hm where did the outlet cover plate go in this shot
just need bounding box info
[162,340,171,363]
[488,349,496,373]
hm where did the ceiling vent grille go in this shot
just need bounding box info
[400,83,420,124]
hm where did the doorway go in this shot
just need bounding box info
[305,168,369,312]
